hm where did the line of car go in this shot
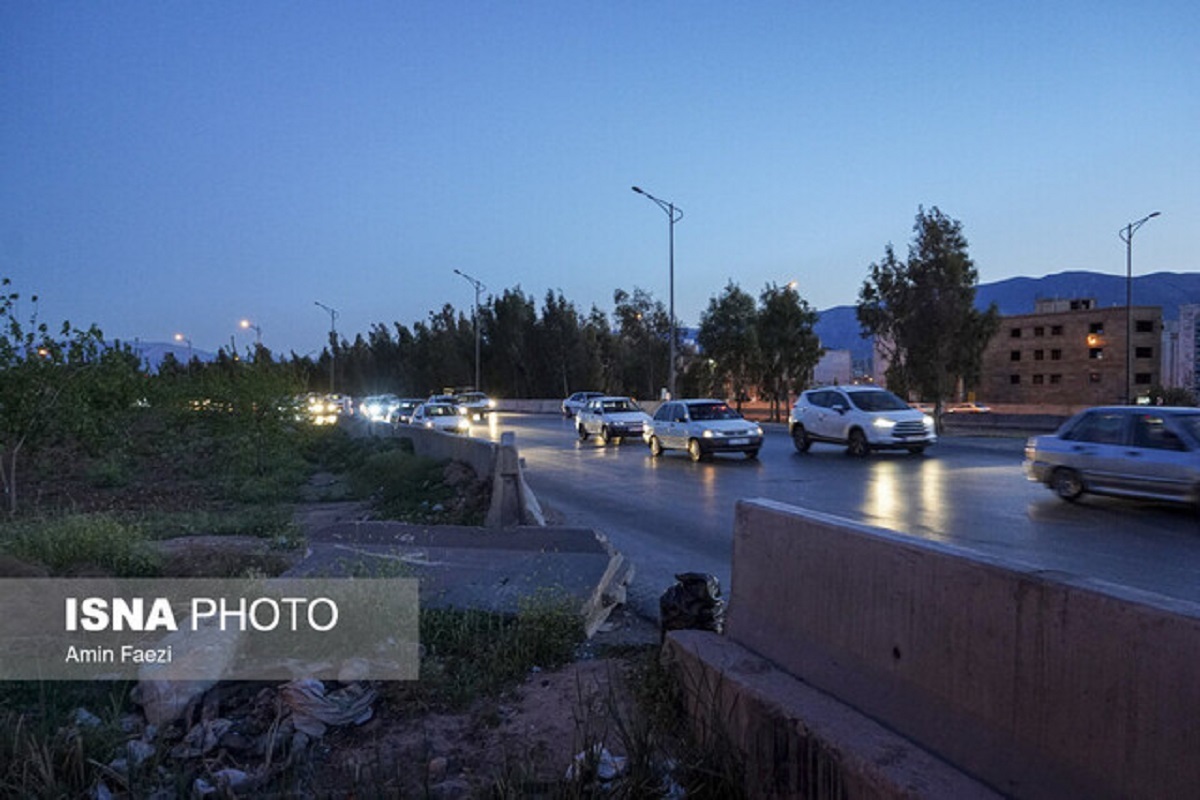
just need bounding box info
[571,387,1200,510]
[358,391,496,434]
[567,385,936,463]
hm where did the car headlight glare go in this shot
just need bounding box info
[702,429,714,438]
[873,418,896,429]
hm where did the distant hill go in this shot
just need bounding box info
[815,270,1200,361]
[122,340,217,371]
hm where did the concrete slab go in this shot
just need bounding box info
[286,521,632,636]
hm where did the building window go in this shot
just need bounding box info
[1034,349,1045,361]
[1051,325,1064,336]
[1049,374,1062,385]
[1051,349,1062,360]
[1010,327,1022,338]
[1135,373,1152,385]
[1034,326,1045,336]
[1089,372,1101,384]
[1136,320,1154,333]
[1089,348,1104,360]
[1010,350,1021,362]
[1032,374,1045,385]
[1089,322,1104,335]
[1010,375,1021,385]
[1136,346,1154,359]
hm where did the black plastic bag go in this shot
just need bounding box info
[659,572,725,639]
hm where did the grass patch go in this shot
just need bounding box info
[385,591,584,711]
[0,514,161,576]
[349,449,454,520]
[0,681,134,800]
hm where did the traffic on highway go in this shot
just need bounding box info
[366,389,1200,615]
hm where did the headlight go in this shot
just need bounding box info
[923,414,935,428]
[753,426,763,437]
[702,429,714,438]
[487,399,496,408]
[873,418,896,429]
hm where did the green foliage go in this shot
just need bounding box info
[1144,385,1197,406]
[694,280,823,416]
[699,282,761,408]
[0,277,147,515]
[857,207,1000,403]
[758,283,823,419]
[348,448,452,518]
[0,514,161,576]
[386,594,583,710]
[0,683,134,799]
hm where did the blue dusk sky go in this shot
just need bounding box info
[2,2,1196,357]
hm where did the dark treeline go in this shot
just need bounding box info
[240,283,825,406]
[233,287,707,401]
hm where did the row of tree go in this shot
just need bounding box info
[3,207,1003,514]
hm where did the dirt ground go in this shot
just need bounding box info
[289,498,663,797]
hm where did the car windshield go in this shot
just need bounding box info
[688,402,739,421]
[601,399,638,412]
[427,405,458,417]
[848,391,911,412]
[458,393,486,403]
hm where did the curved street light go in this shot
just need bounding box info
[632,186,684,399]
[239,318,263,345]
[454,269,487,392]
[173,332,193,362]
[1119,211,1161,404]
[314,301,339,393]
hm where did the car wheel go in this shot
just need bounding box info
[1051,468,1084,501]
[791,424,811,453]
[599,426,611,445]
[847,429,869,458]
[744,449,759,460]
[649,436,663,457]
[688,439,704,462]
[577,425,588,441]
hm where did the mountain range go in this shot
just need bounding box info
[814,270,1200,362]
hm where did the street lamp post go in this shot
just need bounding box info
[239,319,263,346]
[453,269,486,391]
[632,186,683,399]
[173,333,193,362]
[314,301,339,393]
[1119,211,1161,404]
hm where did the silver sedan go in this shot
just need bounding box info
[1024,406,1200,505]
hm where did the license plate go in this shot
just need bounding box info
[729,438,749,446]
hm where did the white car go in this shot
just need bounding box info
[576,396,651,444]
[790,386,936,456]
[562,391,604,418]
[360,393,401,423]
[410,402,470,434]
[646,399,764,461]
[454,391,495,421]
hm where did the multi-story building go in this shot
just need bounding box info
[979,298,1162,406]
[1162,304,1200,396]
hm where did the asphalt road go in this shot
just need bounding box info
[475,413,1200,615]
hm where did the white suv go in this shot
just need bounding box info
[790,386,935,456]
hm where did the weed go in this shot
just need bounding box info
[383,594,584,713]
[0,514,161,576]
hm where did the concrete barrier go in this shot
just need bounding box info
[393,426,543,527]
[690,498,1200,799]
